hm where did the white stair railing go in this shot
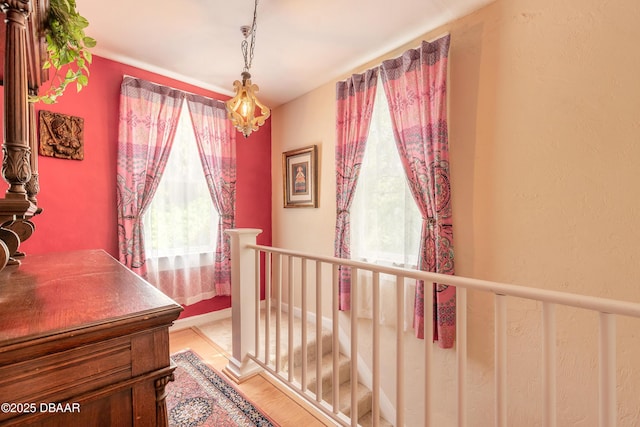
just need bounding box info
[225,228,640,427]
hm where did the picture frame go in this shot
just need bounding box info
[283,145,318,208]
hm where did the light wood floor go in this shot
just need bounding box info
[169,327,334,427]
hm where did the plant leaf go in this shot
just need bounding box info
[83,37,96,48]
[34,0,96,104]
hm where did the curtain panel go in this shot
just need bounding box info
[116,77,184,277]
[117,77,236,303]
[334,68,378,310]
[380,34,455,348]
[186,94,237,295]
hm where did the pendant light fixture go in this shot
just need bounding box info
[225,0,270,138]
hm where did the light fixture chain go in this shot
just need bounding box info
[242,0,259,73]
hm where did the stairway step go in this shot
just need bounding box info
[288,327,334,368]
[293,351,351,395]
[324,381,372,420]
[255,312,333,370]
[358,411,394,427]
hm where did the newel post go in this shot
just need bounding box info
[223,228,263,383]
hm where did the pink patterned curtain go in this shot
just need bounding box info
[186,94,237,295]
[116,77,184,276]
[380,34,455,348]
[334,68,378,310]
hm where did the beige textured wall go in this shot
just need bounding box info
[271,0,640,424]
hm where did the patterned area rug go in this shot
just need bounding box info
[167,350,278,427]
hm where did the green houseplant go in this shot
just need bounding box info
[33,0,96,104]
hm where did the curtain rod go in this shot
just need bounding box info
[340,31,452,82]
[121,74,227,104]
[384,31,451,61]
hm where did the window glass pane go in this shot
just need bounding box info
[351,78,421,267]
[143,104,219,257]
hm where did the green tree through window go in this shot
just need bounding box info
[351,77,421,267]
[143,103,218,258]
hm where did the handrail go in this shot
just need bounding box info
[248,243,640,318]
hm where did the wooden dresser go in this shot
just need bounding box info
[0,250,183,426]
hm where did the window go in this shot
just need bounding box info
[351,77,422,267]
[143,103,219,258]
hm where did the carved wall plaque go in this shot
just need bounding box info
[39,111,84,160]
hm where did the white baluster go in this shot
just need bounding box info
[372,272,380,427]
[351,268,359,426]
[265,252,272,365]
[396,276,405,427]
[332,264,340,415]
[425,279,434,427]
[495,294,507,427]
[457,287,468,427]
[316,260,323,402]
[542,302,557,427]
[288,256,295,383]
[255,249,261,359]
[301,257,308,391]
[599,313,616,427]
[275,253,282,373]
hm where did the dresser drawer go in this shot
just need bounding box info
[0,337,132,422]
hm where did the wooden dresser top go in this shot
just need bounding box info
[0,249,182,351]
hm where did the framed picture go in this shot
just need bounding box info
[283,145,318,208]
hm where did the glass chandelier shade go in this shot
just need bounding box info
[226,71,270,138]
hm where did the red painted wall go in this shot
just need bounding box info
[1,55,272,317]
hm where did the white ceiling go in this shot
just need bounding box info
[77,0,493,107]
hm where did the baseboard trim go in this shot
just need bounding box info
[170,307,231,332]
